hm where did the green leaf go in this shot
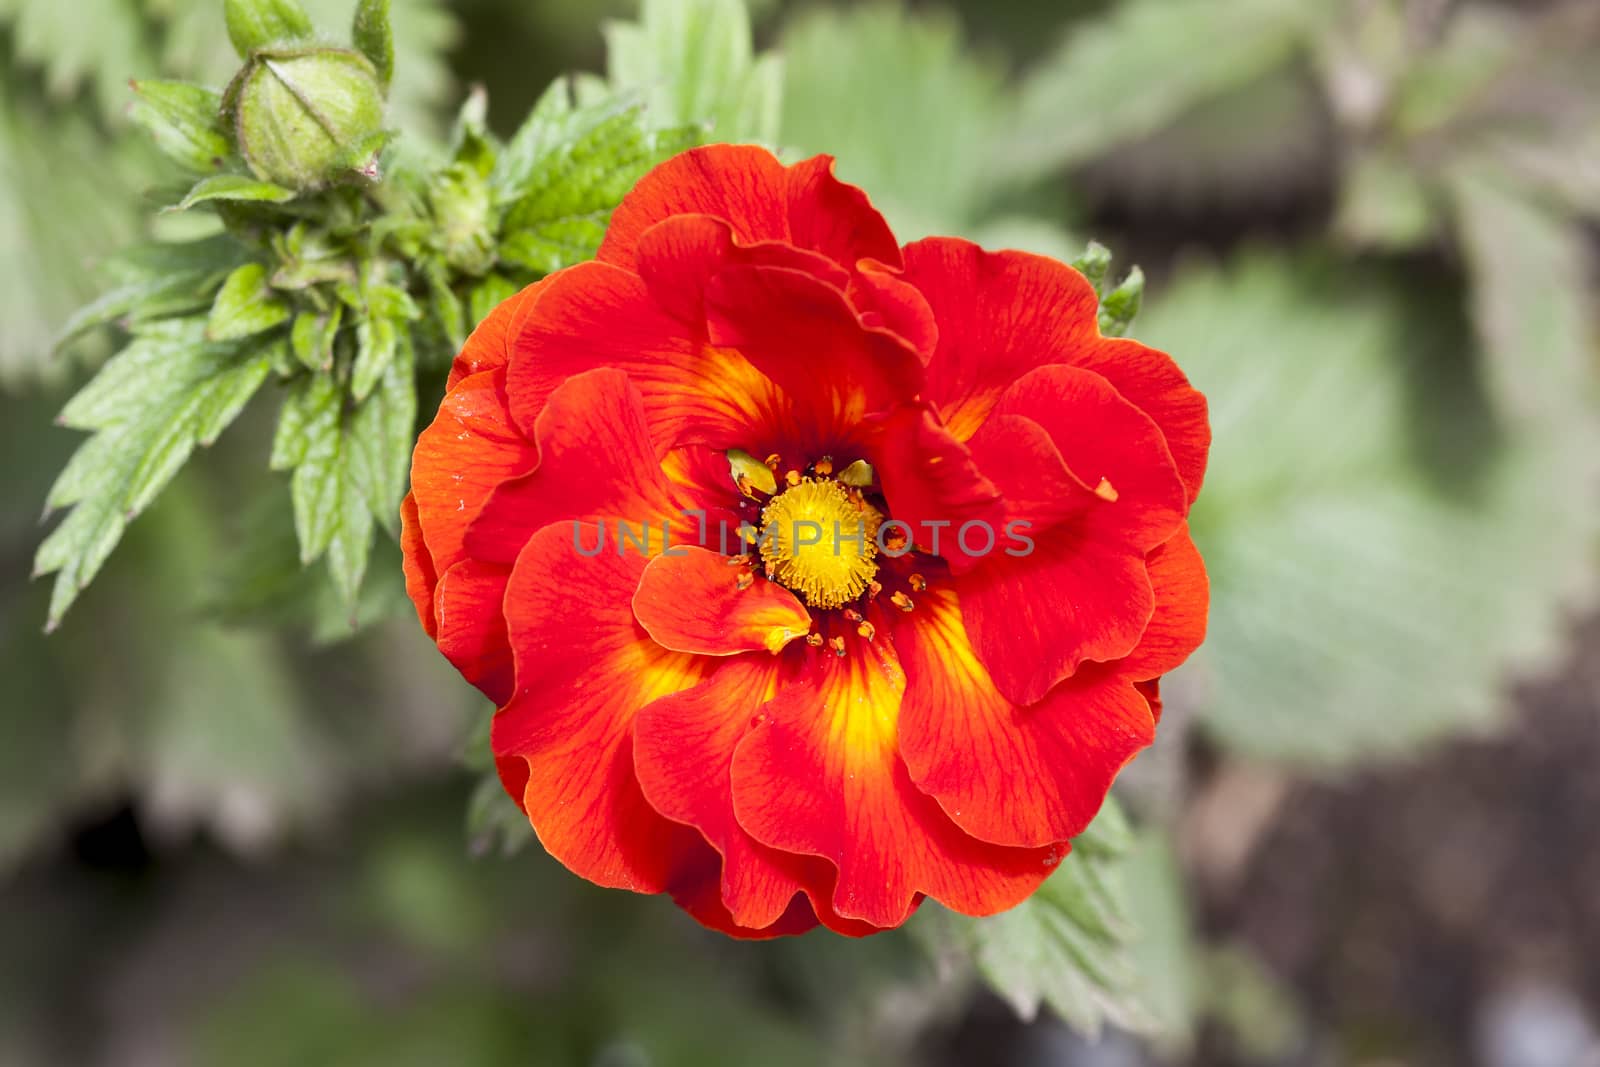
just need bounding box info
[290,304,341,371]
[780,5,1007,236]
[1099,266,1144,338]
[1449,167,1598,422]
[351,315,397,402]
[1140,254,1600,764]
[276,368,384,611]
[912,799,1151,1037]
[603,0,781,145]
[173,173,297,211]
[1002,0,1331,180]
[352,0,395,90]
[208,262,291,341]
[35,319,274,629]
[498,87,700,275]
[224,0,314,57]
[347,332,416,537]
[130,80,233,174]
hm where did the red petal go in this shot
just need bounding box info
[783,155,902,271]
[1115,524,1209,682]
[447,276,549,390]
[504,260,786,454]
[434,558,515,705]
[866,403,1003,571]
[954,533,1154,707]
[399,492,437,639]
[1135,679,1163,724]
[729,619,1066,927]
[848,260,938,364]
[410,368,537,578]
[894,587,1154,847]
[635,213,850,329]
[636,655,873,933]
[634,548,812,656]
[599,146,899,275]
[466,367,712,566]
[494,522,710,891]
[901,238,1208,501]
[705,264,924,453]
[984,364,1186,551]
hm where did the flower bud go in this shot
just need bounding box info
[226,47,387,191]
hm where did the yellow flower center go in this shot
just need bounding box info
[758,478,882,610]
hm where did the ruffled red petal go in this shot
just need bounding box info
[704,264,924,455]
[599,145,900,276]
[433,558,515,705]
[954,531,1154,708]
[981,364,1186,551]
[399,492,436,639]
[504,260,787,455]
[866,403,1003,570]
[410,367,538,580]
[901,238,1208,502]
[446,276,549,390]
[634,655,876,934]
[633,549,811,656]
[894,587,1154,847]
[466,368,719,566]
[1115,524,1209,682]
[494,522,709,891]
[729,617,1066,927]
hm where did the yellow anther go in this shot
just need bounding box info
[889,591,915,613]
[828,636,847,657]
[784,469,802,487]
[736,571,754,590]
[758,478,884,610]
[856,621,876,641]
[805,632,825,648]
[1094,477,1119,503]
[813,456,834,477]
[908,573,927,592]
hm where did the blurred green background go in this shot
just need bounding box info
[3,1,1599,1064]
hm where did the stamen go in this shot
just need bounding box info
[828,636,846,657]
[813,456,834,477]
[908,573,927,592]
[736,571,754,591]
[889,591,915,613]
[856,621,876,641]
[758,477,884,610]
[805,632,825,648]
[1094,477,1119,502]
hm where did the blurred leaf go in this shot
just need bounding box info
[604,0,781,145]
[0,0,149,116]
[0,77,148,387]
[779,4,1007,236]
[1142,254,1600,764]
[1334,150,1439,250]
[913,799,1152,1038]
[1123,831,1197,1055]
[1449,167,1598,423]
[1003,0,1331,180]
[35,318,274,629]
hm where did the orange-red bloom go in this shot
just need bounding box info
[401,145,1210,938]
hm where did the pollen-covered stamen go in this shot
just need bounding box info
[758,477,883,611]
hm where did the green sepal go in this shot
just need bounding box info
[352,0,396,91]
[224,0,315,57]
[290,305,343,372]
[129,81,233,174]
[172,174,297,212]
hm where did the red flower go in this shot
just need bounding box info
[401,145,1209,938]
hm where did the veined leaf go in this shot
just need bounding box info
[1003,0,1332,180]
[1141,254,1600,764]
[1449,166,1598,423]
[497,85,700,275]
[912,799,1152,1037]
[35,318,275,629]
[208,262,291,340]
[274,357,399,610]
[603,0,781,145]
